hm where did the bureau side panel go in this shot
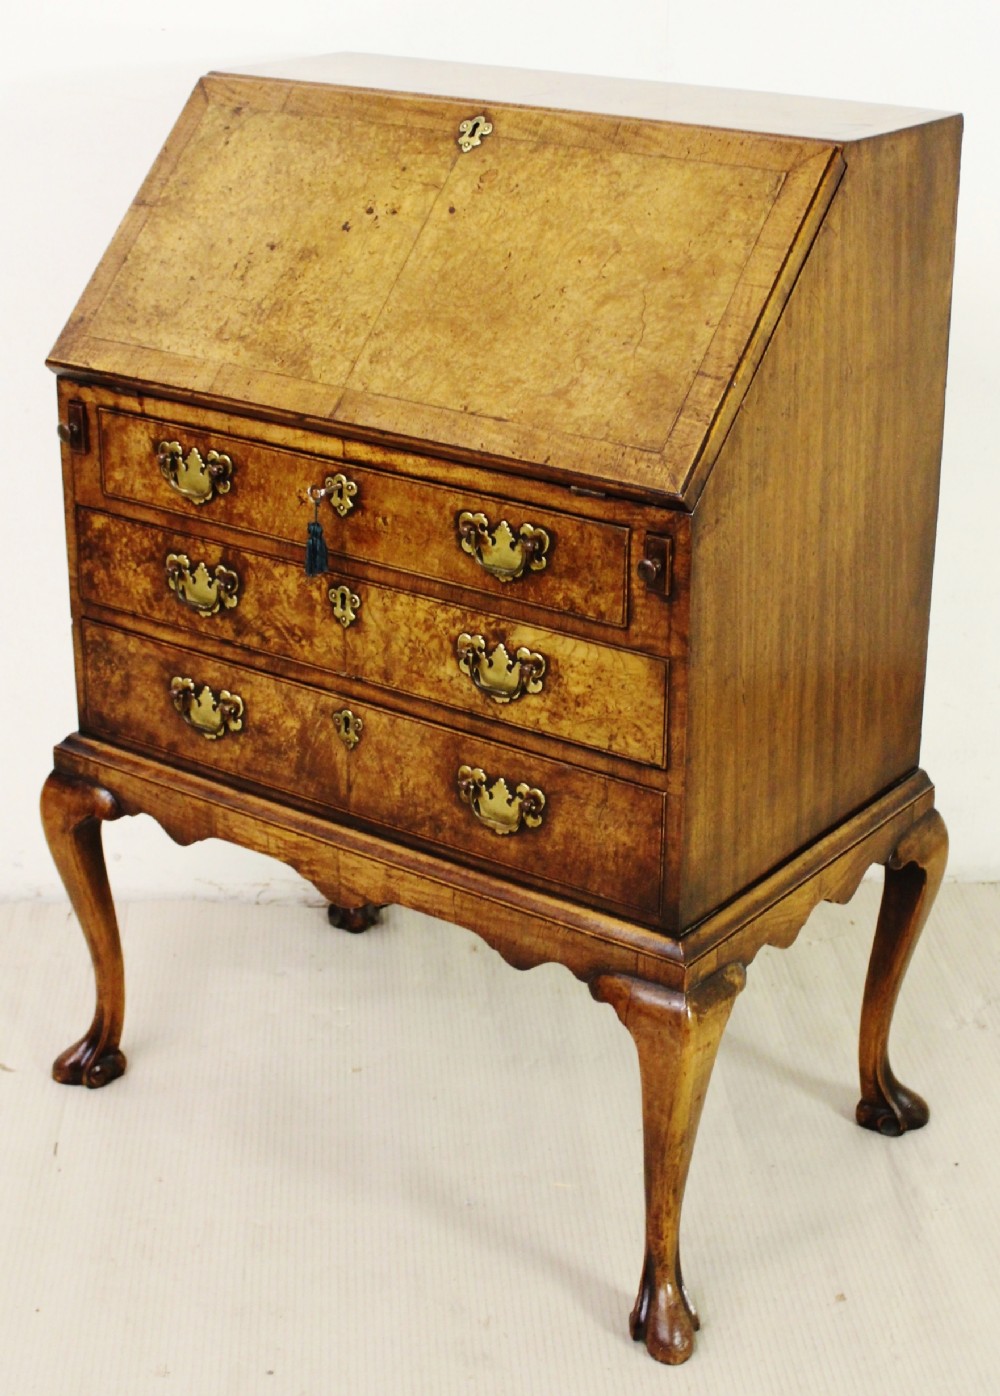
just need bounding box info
[678,116,962,928]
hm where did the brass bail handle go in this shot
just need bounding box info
[157,439,233,505]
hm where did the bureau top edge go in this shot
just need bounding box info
[220,54,958,142]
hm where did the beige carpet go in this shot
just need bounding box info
[0,882,996,1394]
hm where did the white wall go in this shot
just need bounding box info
[2,1,996,900]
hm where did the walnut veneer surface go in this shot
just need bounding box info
[42,56,960,1365]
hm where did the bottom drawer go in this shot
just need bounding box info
[80,622,665,919]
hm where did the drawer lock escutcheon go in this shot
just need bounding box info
[456,511,550,583]
[302,474,360,577]
[169,676,244,740]
[456,633,546,704]
[165,553,240,616]
[457,764,546,836]
[307,473,358,519]
[333,708,363,751]
[328,583,361,629]
[457,115,493,152]
[157,440,234,505]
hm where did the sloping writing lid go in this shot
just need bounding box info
[49,73,844,504]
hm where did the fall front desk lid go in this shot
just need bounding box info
[49,69,845,505]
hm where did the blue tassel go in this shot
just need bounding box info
[305,517,328,576]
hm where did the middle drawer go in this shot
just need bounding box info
[76,508,668,766]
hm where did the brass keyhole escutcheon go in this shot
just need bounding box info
[321,473,358,518]
[304,474,359,519]
[328,583,361,629]
[457,114,493,152]
[333,708,363,751]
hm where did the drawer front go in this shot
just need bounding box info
[77,509,668,765]
[97,407,630,627]
[80,622,664,917]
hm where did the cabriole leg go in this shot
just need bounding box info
[857,807,947,1136]
[591,963,745,1364]
[40,771,126,1088]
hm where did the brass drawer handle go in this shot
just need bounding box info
[169,676,244,740]
[165,552,240,616]
[157,440,234,505]
[457,764,546,836]
[456,510,550,582]
[456,633,546,704]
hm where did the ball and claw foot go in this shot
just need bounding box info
[53,1035,127,1089]
[327,902,384,934]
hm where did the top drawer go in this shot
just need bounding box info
[96,407,630,629]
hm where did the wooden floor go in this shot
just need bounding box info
[0,882,996,1394]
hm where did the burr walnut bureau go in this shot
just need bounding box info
[41,55,961,1364]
